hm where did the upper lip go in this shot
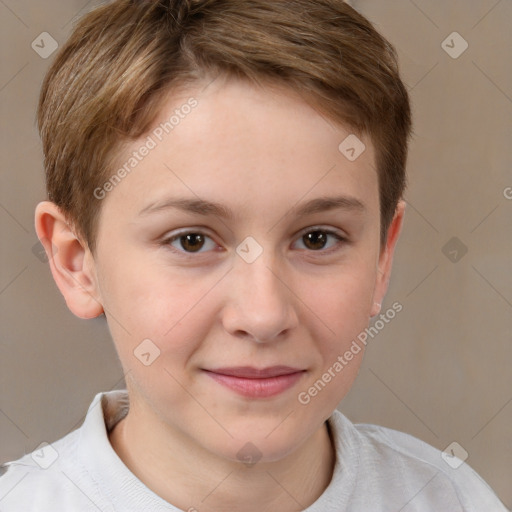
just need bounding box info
[204,366,305,379]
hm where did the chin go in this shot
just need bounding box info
[207,424,307,465]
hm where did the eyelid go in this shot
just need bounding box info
[163,225,347,241]
[292,226,348,255]
[161,225,349,257]
[161,227,219,254]
[164,226,214,239]
[295,225,347,239]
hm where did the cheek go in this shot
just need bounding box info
[295,272,373,408]
[297,260,376,401]
[101,247,213,330]
[302,262,377,339]
[98,253,218,371]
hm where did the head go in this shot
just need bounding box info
[35,0,411,463]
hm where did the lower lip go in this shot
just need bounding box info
[203,371,305,398]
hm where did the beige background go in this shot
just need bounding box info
[1,0,511,508]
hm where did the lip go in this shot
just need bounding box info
[202,366,306,398]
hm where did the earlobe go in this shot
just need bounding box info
[370,200,406,317]
[34,201,104,319]
[371,301,382,317]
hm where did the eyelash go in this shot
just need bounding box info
[160,227,348,259]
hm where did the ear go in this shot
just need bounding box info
[34,201,104,319]
[370,200,406,317]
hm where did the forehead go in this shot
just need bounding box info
[101,77,379,223]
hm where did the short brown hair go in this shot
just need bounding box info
[38,0,412,254]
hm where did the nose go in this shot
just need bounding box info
[221,253,299,344]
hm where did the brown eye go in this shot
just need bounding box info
[303,231,328,250]
[179,233,205,252]
[165,231,216,254]
[294,228,346,254]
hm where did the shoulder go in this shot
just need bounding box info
[328,411,508,511]
[0,429,108,512]
[0,391,120,512]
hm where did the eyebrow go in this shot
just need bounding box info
[137,195,366,219]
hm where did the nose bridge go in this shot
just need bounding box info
[223,245,298,342]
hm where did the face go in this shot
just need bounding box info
[87,76,397,463]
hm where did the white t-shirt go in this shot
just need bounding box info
[0,390,508,511]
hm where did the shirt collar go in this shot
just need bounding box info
[77,390,359,511]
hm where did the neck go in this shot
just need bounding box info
[109,400,335,512]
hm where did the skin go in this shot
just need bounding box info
[35,75,405,512]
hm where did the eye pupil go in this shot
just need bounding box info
[304,231,327,250]
[181,233,204,252]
